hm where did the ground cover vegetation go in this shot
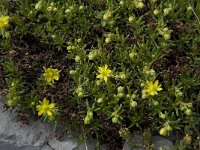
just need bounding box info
[0,0,200,149]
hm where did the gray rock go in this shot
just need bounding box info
[123,135,175,150]
[41,145,53,150]
[0,96,105,150]
[0,96,52,150]
[152,136,175,150]
[48,135,78,150]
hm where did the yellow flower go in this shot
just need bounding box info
[0,16,10,28]
[36,98,55,117]
[43,67,60,84]
[96,64,112,82]
[145,80,163,96]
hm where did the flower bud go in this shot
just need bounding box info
[76,86,83,93]
[142,90,147,99]
[96,80,101,86]
[120,1,124,5]
[185,109,192,116]
[67,46,72,50]
[103,11,112,21]
[136,2,144,9]
[117,86,124,93]
[97,98,103,103]
[75,56,81,62]
[88,111,93,119]
[35,0,43,10]
[84,115,91,124]
[131,94,137,99]
[69,70,76,75]
[163,8,172,16]
[153,9,159,15]
[30,102,35,106]
[7,99,17,107]
[126,94,130,98]
[187,6,192,11]
[50,2,54,6]
[105,37,111,44]
[77,38,82,43]
[117,93,124,98]
[150,69,156,76]
[140,83,145,87]
[71,46,75,50]
[88,51,97,60]
[163,33,171,40]
[166,125,172,131]
[53,7,57,12]
[129,52,136,59]
[159,127,168,136]
[153,101,159,106]
[129,16,135,23]
[120,73,126,79]
[65,9,71,13]
[159,113,166,119]
[47,6,53,11]
[112,116,119,123]
[78,92,84,97]
[79,5,84,11]
[130,100,137,107]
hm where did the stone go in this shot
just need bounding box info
[152,136,175,150]
[0,96,52,150]
[48,135,78,150]
[0,96,105,150]
[122,135,175,150]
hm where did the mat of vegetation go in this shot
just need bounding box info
[0,0,200,149]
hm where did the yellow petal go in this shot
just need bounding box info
[104,76,108,82]
[154,80,159,86]
[54,75,59,80]
[99,67,104,72]
[157,87,163,91]
[47,111,52,116]
[43,98,49,105]
[108,70,111,74]
[146,80,151,86]
[38,110,44,116]
[49,103,55,109]
[96,74,102,79]
[105,64,108,69]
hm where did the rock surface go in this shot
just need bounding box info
[122,135,175,150]
[0,96,103,150]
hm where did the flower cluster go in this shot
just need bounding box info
[43,67,60,84]
[36,98,56,119]
[144,80,163,96]
[96,64,112,82]
[0,15,9,28]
